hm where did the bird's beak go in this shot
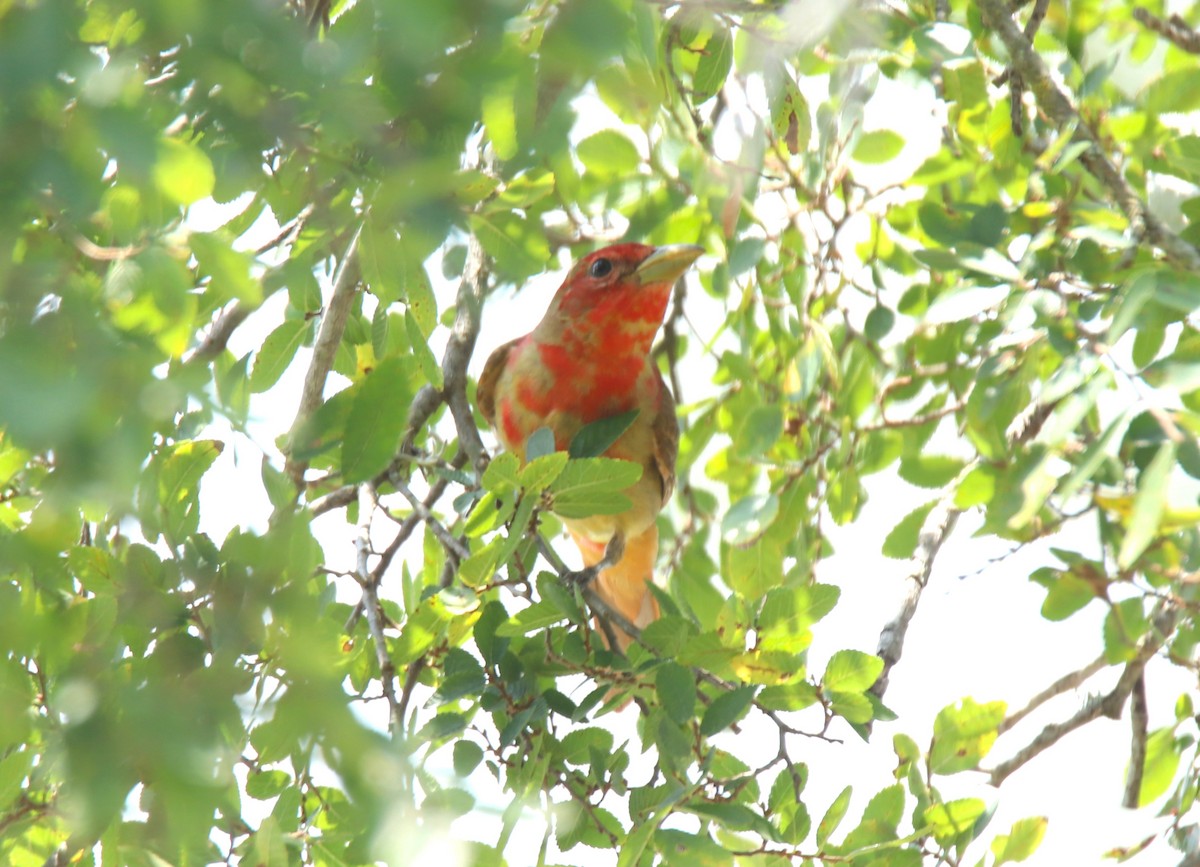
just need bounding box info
[632,244,704,286]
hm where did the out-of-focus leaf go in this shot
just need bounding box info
[693,24,733,100]
[1117,441,1176,569]
[853,130,904,164]
[341,356,413,483]
[249,319,311,393]
[991,816,1048,864]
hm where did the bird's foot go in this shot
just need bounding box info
[562,533,626,590]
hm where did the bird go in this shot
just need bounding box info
[477,242,703,651]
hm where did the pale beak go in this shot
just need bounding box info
[632,244,704,286]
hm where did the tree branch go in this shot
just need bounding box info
[988,608,1175,786]
[354,482,403,735]
[869,481,961,705]
[998,652,1108,735]
[438,234,490,477]
[186,301,250,364]
[1133,8,1200,54]
[976,0,1200,271]
[1122,673,1149,808]
[285,226,362,484]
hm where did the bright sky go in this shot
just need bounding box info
[187,16,1198,866]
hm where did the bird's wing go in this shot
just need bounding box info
[476,338,518,428]
[649,372,679,504]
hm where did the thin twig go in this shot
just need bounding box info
[998,653,1108,735]
[988,608,1175,785]
[390,479,470,560]
[354,482,403,735]
[869,478,962,705]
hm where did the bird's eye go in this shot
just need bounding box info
[589,258,613,279]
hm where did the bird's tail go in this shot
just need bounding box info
[569,526,660,652]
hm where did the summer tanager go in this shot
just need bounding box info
[477,243,703,650]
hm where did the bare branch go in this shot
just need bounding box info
[869,481,961,705]
[354,482,403,735]
[186,301,250,364]
[870,387,1071,709]
[999,653,1108,735]
[390,478,470,561]
[1123,673,1149,808]
[1133,8,1200,54]
[976,0,1200,271]
[285,227,362,484]
[988,608,1175,785]
[440,234,491,477]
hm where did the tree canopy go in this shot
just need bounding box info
[5,0,1200,864]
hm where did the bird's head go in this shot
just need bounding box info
[538,243,704,346]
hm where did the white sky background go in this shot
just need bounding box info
[188,9,1200,866]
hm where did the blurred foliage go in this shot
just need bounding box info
[4,0,1200,864]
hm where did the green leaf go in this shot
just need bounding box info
[341,357,413,483]
[157,439,224,542]
[1057,410,1132,500]
[1103,598,1149,664]
[955,465,996,508]
[822,650,884,693]
[246,770,291,800]
[482,452,521,494]
[816,785,852,846]
[699,685,755,736]
[469,211,551,280]
[568,410,640,458]
[922,797,986,842]
[495,601,568,637]
[864,305,895,341]
[464,492,514,538]
[655,662,697,725]
[723,532,785,601]
[1117,441,1176,569]
[930,698,1006,774]
[652,829,732,866]
[992,816,1048,864]
[1145,68,1200,115]
[359,215,405,305]
[154,138,214,205]
[733,404,783,458]
[190,232,261,304]
[576,130,641,176]
[853,130,904,164]
[525,427,555,461]
[1137,727,1183,806]
[404,310,443,389]
[547,458,642,518]
[721,493,779,546]
[883,500,936,559]
[249,319,310,393]
[758,583,839,655]
[417,712,467,742]
[898,455,964,488]
[693,24,733,100]
[519,451,569,492]
[771,74,811,156]
[1037,570,1099,621]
